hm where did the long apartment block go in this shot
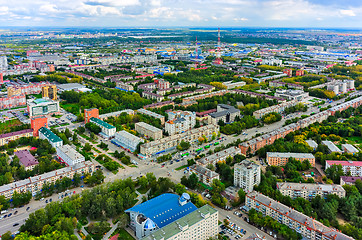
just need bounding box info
[198,146,241,166]
[139,124,219,157]
[266,152,315,167]
[246,191,353,240]
[276,182,346,200]
[253,100,298,120]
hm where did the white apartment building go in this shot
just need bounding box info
[277,182,346,200]
[0,56,8,71]
[140,124,219,158]
[189,164,220,186]
[135,122,163,140]
[198,146,241,166]
[0,161,95,199]
[89,117,116,138]
[165,110,196,135]
[326,160,362,176]
[112,130,144,152]
[253,100,299,120]
[234,160,261,193]
[39,127,63,149]
[246,192,353,240]
[56,144,85,166]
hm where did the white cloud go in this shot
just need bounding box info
[340,9,356,16]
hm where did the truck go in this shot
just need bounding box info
[1,210,8,214]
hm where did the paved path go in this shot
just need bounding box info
[103,222,119,240]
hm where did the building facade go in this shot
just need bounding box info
[0,129,33,146]
[234,160,261,193]
[31,116,48,137]
[39,127,63,149]
[326,160,362,176]
[56,144,85,166]
[189,164,220,186]
[42,85,57,100]
[135,122,163,140]
[266,152,315,167]
[245,192,353,240]
[140,125,219,158]
[112,130,144,152]
[165,111,196,135]
[198,146,241,166]
[0,161,95,199]
[89,117,116,138]
[84,108,99,123]
[276,182,346,200]
[209,104,240,124]
[253,100,298,120]
[27,98,60,117]
[0,95,26,110]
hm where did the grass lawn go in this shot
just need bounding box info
[79,217,88,226]
[0,119,23,134]
[112,228,135,240]
[175,165,188,171]
[347,136,362,144]
[59,123,70,127]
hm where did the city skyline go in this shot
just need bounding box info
[1,0,361,28]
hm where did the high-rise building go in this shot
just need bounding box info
[84,108,99,123]
[165,110,196,135]
[234,160,261,193]
[31,116,48,137]
[42,85,57,100]
[283,68,292,77]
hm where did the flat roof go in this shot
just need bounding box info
[322,141,343,152]
[137,108,164,119]
[57,144,84,162]
[342,144,359,153]
[326,160,362,167]
[135,122,162,133]
[277,182,345,193]
[267,152,315,159]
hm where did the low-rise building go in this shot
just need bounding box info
[142,91,164,102]
[322,140,343,153]
[274,89,309,101]
[189,164,219,186]
[14,149,39,171]
[266,152,315,167]
[0,161,94,198]
[305,140,318,150]
[56,144,85,166]
[198,146,241,166]
[140,124,219,158]
[0,129,33,146]
[137,109,165,125]
[245,191,353,240]
[112,130,144,152]
[342,144,359,155]
[39,127,63,149]
[209,104,240,124]
[340,176,362,186]
[234,160,261,193]
[135,122,163,140]
[276,182,346,200]
[89,117,116,138]
[253,100,298,120]
[326,160,362,176]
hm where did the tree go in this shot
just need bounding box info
[188,173,199,189]
[237,188,246,204]
[138,176,149,190]
[1,231,12,240]
[325,164,344,184]
[177,140,191,151]
[78,126,85,134]
[83,143,92,152]
[85,122,101,134]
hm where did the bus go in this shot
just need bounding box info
[205,145,210,149]
[214,142,219,146]
[181,152,189,157]
[196,148,203,152]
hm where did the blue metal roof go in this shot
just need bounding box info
[126,193,197,228]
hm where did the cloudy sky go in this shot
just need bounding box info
[0,0,361,28]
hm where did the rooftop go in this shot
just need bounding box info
[14,150,39,167]
[90,117,116,130]
[57,145,84,162]
[277,182,345,193]
[267,152,315,159]
[115,130,144,143]
[140,204,216,240]
[322,140,343,152]
[126,193,197,229]
[326,160,362,167]
[39,127,63,143]
[342,144,359,153]
[0,129,32,139]
[135,122,162,133]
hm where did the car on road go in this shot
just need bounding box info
[26,207,30,211]
[8,213,12,217]
[49,198,52,202]
[3,215,7,219]
[226,215,230,220]
[13,223,19,227]
[45,200,48,203]
[14,211,18,215]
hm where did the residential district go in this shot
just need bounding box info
[0,28,361,240]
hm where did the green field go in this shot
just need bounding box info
[114,228,135,240]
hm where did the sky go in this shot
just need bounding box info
[0,0,361,28]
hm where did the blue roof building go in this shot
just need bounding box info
[126,193,197,239]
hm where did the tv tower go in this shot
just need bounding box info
[214,28,223,65]
[195,36,198,59]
